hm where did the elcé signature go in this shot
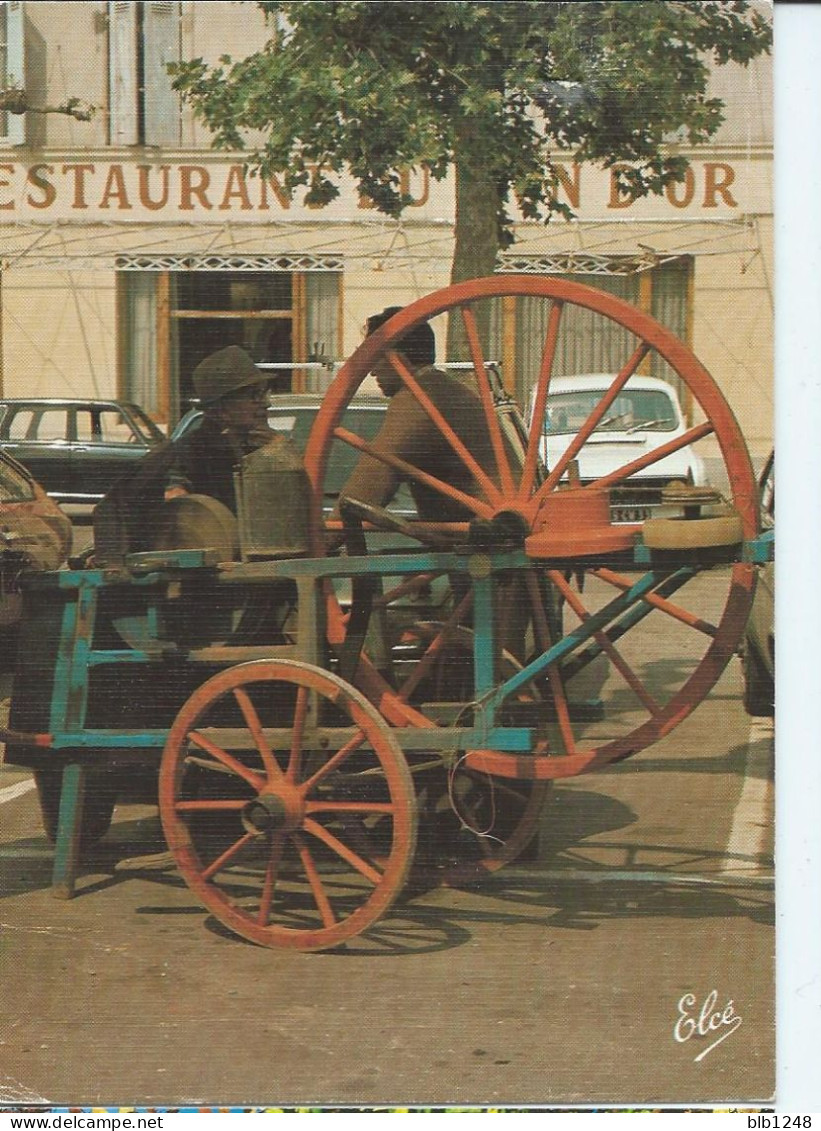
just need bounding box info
[674,990,743,1061]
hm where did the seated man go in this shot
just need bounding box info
[91,346,299,872]
[94,345,275,564]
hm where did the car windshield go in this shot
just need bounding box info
[268,403,416,514]
[544,389,678,435]
[124,406,166,443]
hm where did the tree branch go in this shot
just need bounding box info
[0,89,95,122]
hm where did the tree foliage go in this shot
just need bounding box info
[171,1,771,281]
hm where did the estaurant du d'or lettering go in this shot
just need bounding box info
[0,159,741,218]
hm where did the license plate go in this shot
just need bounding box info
[611,504,653,523]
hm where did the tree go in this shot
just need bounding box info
[172,0,771,286]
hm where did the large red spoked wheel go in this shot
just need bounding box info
[158,660,417,951]
[304,276,758,784]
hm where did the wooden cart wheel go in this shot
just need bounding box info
[304,276,758,783]
[158,659,417,951]
[395,621,549,882]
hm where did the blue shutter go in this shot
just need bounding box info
[109,1,138,145]
[143,0,181,147]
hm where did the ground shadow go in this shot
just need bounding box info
[0,786,771,958]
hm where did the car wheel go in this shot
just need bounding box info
[741,644,774,718]
[34,769,119,847]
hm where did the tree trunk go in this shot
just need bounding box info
[447,155,501,362]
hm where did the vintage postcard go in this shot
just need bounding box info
[0,0,786,1113]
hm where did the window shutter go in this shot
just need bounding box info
[109,0,138,145]
[6,1,25,144]
[143,0,181,147]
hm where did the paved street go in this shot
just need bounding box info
[0,561,774,1108]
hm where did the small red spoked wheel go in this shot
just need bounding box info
[158,659,417,951]
[304,276,758,782]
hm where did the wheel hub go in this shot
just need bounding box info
[526,486,635,558]
[241,787,304,835]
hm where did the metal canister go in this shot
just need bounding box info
[235,436,312,559]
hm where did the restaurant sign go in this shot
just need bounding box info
[0,156,767,222]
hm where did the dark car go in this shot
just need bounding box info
[740,452,774,716]
[0,398,166,504]
[0,449,71,658]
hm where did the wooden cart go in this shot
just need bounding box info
[1,277,772,951]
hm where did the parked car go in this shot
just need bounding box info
[173,393,425,518]
[0,450,71,659]
[529,374,708,521]
[0,398,166,504]
[741,452,774,716]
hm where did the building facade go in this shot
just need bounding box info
[0,0,772,450]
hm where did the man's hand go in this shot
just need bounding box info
[164,484,189,501]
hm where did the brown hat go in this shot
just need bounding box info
[192,346,268,405]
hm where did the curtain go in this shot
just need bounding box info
[121,273,160,417]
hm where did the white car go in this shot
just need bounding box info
[530,373,708,522]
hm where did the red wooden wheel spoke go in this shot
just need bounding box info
[187,730,266,792]
[548,569,662,717]
[374,571,445,607]
[332,424,495,519]
[201,831,257,881]
[305,800,395,815]
[287,684,309,783]
[593,567,719,637]
[459,304,516,496]
[292,833,337,929]
[302,818,383,885]
[583,421,715,491]
[233,686,284,783]
[535,341,652,499]
[395,592,473,703]
[299,729,368,794]
[520,300,563,499]
[256,833,285,927]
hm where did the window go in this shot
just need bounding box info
[495,256,693,417]
[109,0,181,146]
[7,407,67,442]
[75,407,136,445]
[117,260,342,423]
[0,1,24,145]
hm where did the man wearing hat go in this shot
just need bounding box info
[93,345,274,563]
[164,345,274,509]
